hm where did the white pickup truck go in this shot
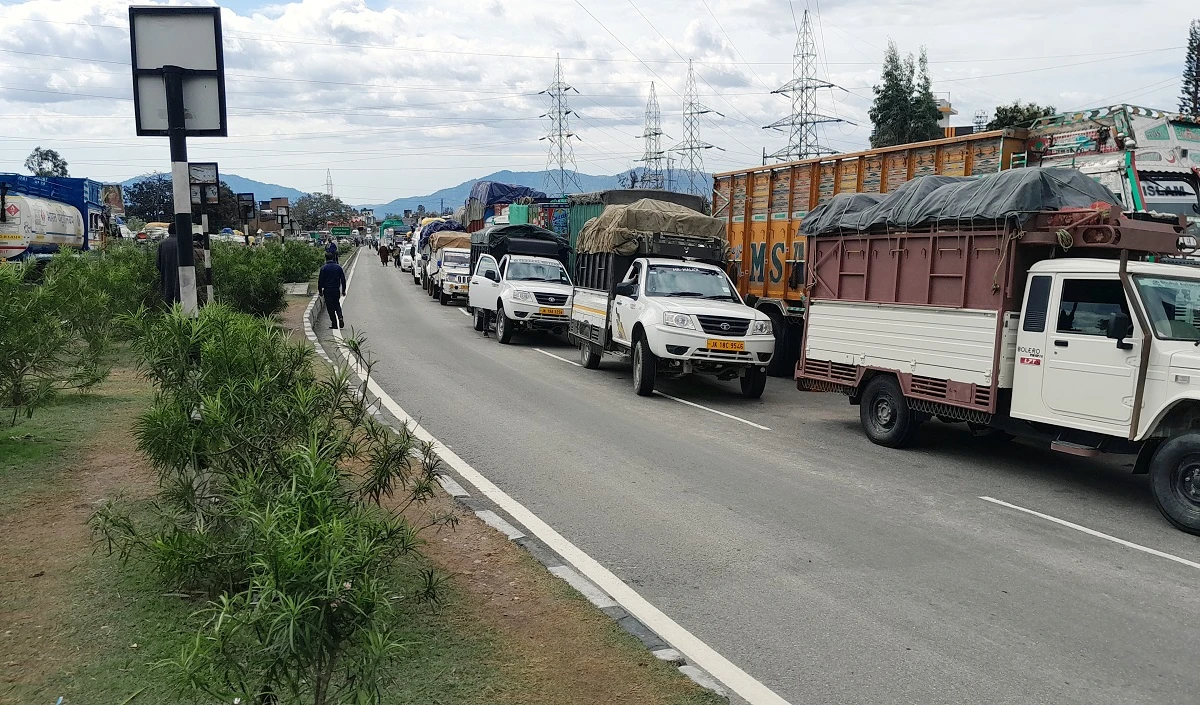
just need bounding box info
[468,254,574,343]
[569,199,774,398]
[429,232,473,305]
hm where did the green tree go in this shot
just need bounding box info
[909,48,943,142]
[202,181,242,231]
[1182,19,1200,115]
[869,41,916,148]
[125,173,173,222]
[292,192,356,231]
[24,147,69,177]
[986,100,1057,130]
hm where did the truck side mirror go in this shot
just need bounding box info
[484,270,499,283]
[614,281,635,297]
[1106,311,1134,350]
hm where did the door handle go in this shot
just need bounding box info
[1054,340,1068,347]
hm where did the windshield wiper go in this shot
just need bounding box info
[705,295,738,301]
[662,291,705,297]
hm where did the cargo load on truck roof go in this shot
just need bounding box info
[470,223,569,265]
[429,232,471,250]
[801,168,1122,236]
[417,218,465,249]
[567,189,706,212]
[575,198,726,256]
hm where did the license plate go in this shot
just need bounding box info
[539,307,564,315]
[707,339,745,351]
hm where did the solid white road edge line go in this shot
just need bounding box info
[979,496,1200,571]
[654,391,772,431]
[533,347,582,367]
[328,265,792,705]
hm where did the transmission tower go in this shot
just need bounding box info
[325,169,334,197]
[670,60,722,196]
[639,82,666,190]
[973,110,989,133]
[540,54,581,196]
[763,9,844,162]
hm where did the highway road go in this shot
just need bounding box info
[335,252,1200,705]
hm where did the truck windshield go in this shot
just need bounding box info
[444,250,470,267]
[1134,275,1200,341]
[645,265,740,301]
[508,260,570,284]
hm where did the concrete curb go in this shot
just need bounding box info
[300,251,740,704]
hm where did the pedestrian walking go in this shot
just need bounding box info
[155,223,181,305]
[378,242,391,266]
[318,252,347,329]
[325,238,339,263]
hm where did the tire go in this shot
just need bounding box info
[473,307,486,331]
[580,341,601,369]
[495,304,513,344]
[740,366,767,399]
[631,335,656,397]
[858,375,920,448]
[1148,432,1200,535]
[439,288,449,305]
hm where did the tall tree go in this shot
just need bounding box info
[986,100,1057,130]
[1182,19,1200,115]
[291,192,356,231]
[909,48,943,142]
[124,173,173,222]
[24,147,69,177]
[869,41,916,148]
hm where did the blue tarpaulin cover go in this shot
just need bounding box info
[466,181,547,208]
[417,219,465,249]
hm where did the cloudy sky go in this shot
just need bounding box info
[0,0,1193,205]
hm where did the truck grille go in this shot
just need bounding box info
[695,315,750,336]
[534,292,568,306]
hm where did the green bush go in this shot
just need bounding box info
[211,242,287,317]
[267,240,325,284]
[93,306,453,703]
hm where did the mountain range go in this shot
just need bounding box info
[120,169,713,213]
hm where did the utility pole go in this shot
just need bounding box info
[763,9,845,162]
[541,54,582,196]
[325,169,334,197]
[670,59,722,196]
[639,82,666,190]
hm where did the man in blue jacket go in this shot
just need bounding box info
[317,252,347,329]
[325,238,339,263]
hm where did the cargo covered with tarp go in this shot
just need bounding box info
[576,198,726,255]
[464,182,547,224]
[469,223,570,271]
[567,189,706,212]
[417,218,465,249]
[801,168,1122,236]
[429,232,471,251]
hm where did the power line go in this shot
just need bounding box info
[540,54,582,196]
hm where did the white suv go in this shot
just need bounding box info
[468,254,573,344]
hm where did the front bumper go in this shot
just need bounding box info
[442,280,469,295]
[648,325,775,365]
[507,300,573,326]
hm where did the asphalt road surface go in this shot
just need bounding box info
[335,252,1200,705]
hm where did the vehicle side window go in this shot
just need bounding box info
[624,263,642,298]
[1056,278,1128,336]
[1023,275,1052,332]
[475,256,498,277]
[498,258,508,277]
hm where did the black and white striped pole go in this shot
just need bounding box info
[164,65,198,314]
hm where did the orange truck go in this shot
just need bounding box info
[712,129,1027,375]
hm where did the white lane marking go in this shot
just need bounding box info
[533,347,582,367]
[458,307,471,317]
[548,565,618,609]
[327,293,790,705]
[343,248,360,291]
[980,496,1200,572]
[654,391,772,431]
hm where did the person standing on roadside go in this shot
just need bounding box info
[325,238,339,263]
[156,223,181,305]
[318,252,347,329]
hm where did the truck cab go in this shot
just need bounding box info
[468,254,573,343]
[432,246,471,305]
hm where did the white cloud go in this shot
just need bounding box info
[0,0,1193,204]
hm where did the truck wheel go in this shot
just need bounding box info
[439,288,449,305]
[741,366,767,399]
[473,307,486,331]
[1148,432,1200,535]
[495,305,514,344]
[632,336,656,396]
[580,341,601,369]
[859,375,919,448]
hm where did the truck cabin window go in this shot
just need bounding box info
[475,258,498,277]
[1134,276,1200,341]
[1056,279,1129,336]
[646,265,740,301]
[443,250,470,267]
[508,260,571,285]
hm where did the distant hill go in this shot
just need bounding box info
[120,173,307,202]
[360,169,713,214]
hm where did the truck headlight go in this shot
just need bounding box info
[512,290,536,303]
[663,312,696,329]
[750,319,772,336]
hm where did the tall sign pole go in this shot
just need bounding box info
[129,6,227,315]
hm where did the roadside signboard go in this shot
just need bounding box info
[331,226,352,237]
[188,162,219,206]
[237,192,255,221]
[129,5,227,137]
